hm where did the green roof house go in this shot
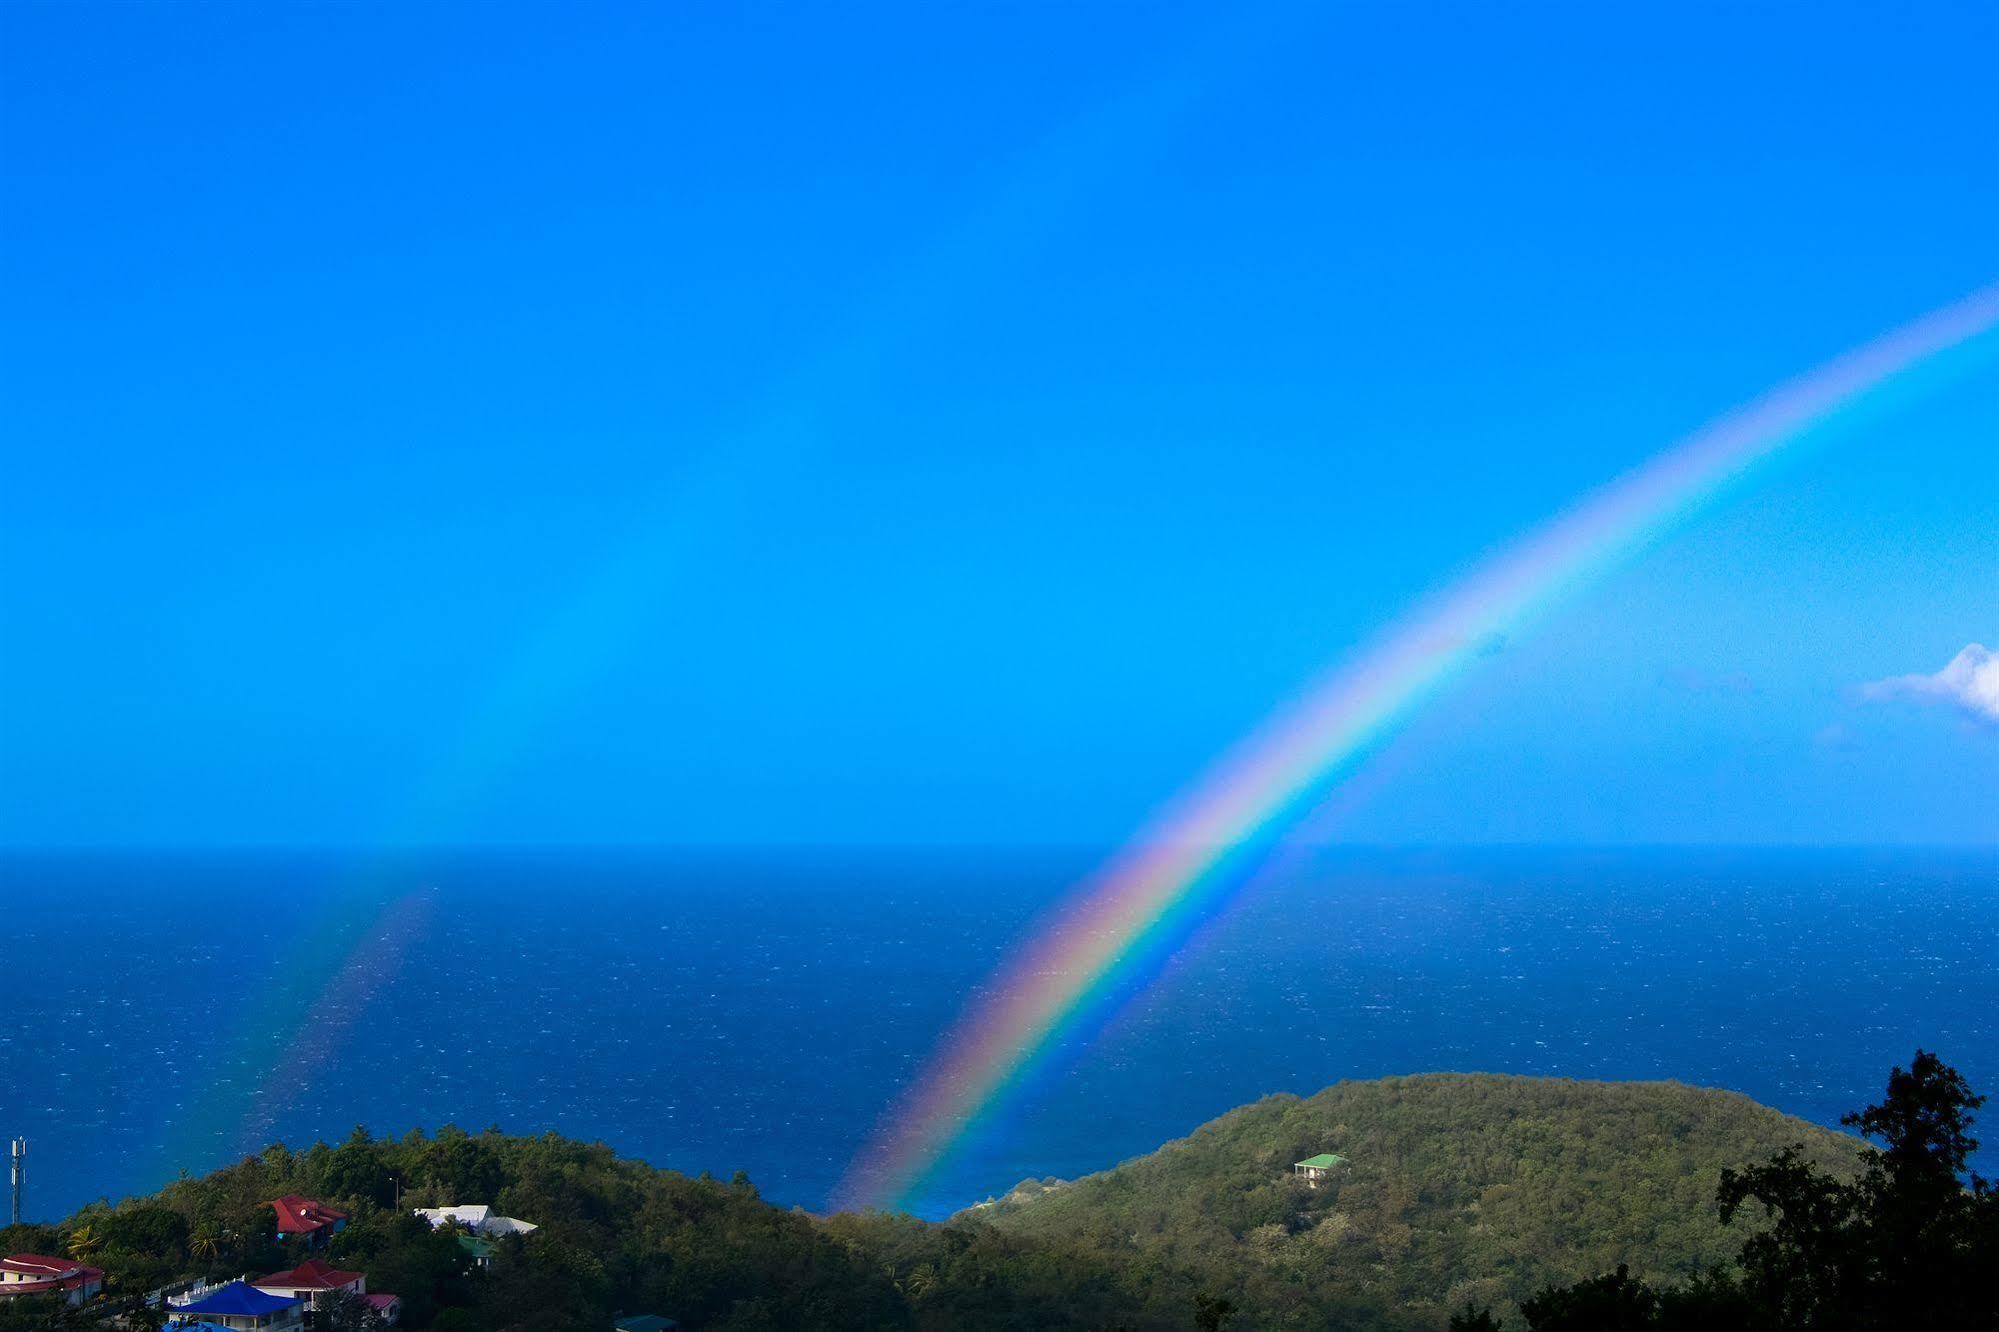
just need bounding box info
[1293,1152,1347,1186]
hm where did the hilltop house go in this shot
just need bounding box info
[415,1204,538,1236]
[1293,1152,1347,1186]
[168,1279,304,1329]
[0,1253,105,1305]
[269,1195,347,1247]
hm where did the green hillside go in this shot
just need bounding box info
[0,1076,1871,1330]
[972,1073,1865,1324]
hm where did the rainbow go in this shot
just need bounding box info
[231,886,438,1155]
[157,881,436,1179]
[836,283,1999,1212]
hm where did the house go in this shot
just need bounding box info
[456,1235,498,1270]
[414,1204,537,1236]
[417,1204,537,1271]
[253,1258,366,1307]
[168,1279,304,1329]
[0,1253,105,1305]
[268,1196,347,1246]
[1293,1152,1347,1186]
[613,1316,680,1332]
[362,1292,403,1324]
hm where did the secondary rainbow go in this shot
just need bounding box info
[836,283,1999,1212]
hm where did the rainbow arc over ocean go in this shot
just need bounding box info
[836,282,1999,1212]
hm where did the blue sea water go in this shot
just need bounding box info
[1,847,1994,1222]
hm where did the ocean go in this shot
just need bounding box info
[2,846,1993,1222]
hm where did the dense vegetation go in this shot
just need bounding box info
[0,1127,1158,1331]
[1451,1050,1999,1331]
[2,1128,903,1330]
[974,1072,1865,1323]
[5,1063,1987,1330]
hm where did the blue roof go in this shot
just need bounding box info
[166,1322,236,1332]
[173,1281,301,1315]
[614,1318,679,1332]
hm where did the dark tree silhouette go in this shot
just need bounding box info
[1518,1264,1658,1331]
[1461,1050,1998,1331]
[1449,1302,1507,1331]
[1720,1048,1995,1328]
[312,1288,388,1330]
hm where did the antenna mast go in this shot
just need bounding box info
[8,1138,21,1226]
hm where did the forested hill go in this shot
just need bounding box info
[973,1073,1865,1323]
[0,1076,1864,1330]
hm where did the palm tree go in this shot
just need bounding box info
[191,1226,222,1263]
[65,1222,100,1260]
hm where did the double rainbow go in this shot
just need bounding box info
[837,283,1999,1211]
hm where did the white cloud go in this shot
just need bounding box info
[1862,643,1999,724]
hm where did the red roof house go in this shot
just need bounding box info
[253,1258,397,1321]
[268,1196,347,1245]
[254,1257,365,1305]
[0,1253,106,1306]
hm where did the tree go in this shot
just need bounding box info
[330,1207,471,1326]
[1464,1050,1998,1331]
[1193,1291,1236,1331]
[1721,1048,1995,1328]
[1840,1049,1993,1320]
[0,1223,59,1255]
[98,1202,190,1290]
[100,1204,188,1257]
[321,1141,395,1208]
[190,1225,223,1263]
[312,1288,387,1330]
[1518,1264,1658,1332]
[425,1127,506,1203]
[121,1293,169,1332]
[0,1294,93,1331]
[1713,1145,1865,1324]
[63,1221,99,1260]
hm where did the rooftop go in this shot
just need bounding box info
[1295,1153,1346,1168]
[417,1204,538,1235]
[256,1258,363,1290]
[1,1254,78,1275]
[1,1253,103,1290]
[172,1280,303,1316]
[269,1195,347,1233]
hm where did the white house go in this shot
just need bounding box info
[415,1204,538,1237]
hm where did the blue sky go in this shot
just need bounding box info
[2,1,1994,848]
